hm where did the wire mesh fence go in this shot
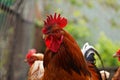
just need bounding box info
[0,0,17,80]
[0,0,36,80]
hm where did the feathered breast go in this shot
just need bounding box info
[44,30,90,76]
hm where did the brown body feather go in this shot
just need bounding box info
[87,62,102,80]
[112,67,120,80]
[42,30,91,80]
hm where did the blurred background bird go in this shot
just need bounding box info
[112,49,120,80]
[25,49,44,80]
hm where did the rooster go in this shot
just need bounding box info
[112,49,120,80]
[25,49,44,80]
[41,13,101,80]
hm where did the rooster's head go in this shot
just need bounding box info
[42,13,67,52]
[25,49,43,66]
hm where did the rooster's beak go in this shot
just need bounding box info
[43,34,48,40]
[24,59,27,62]
[43,34,45,39]
[113,53,120,57]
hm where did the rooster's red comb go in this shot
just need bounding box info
[44,13,67,28]
[26,49,36,59]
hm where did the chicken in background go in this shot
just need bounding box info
[41,13,104,80]
[112,49,120,80]
[81,42,110,80]
[25,49,44,80]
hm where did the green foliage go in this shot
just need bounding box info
[69,0,83,6]
[105,0,117,7]
[99,0,120,11]
[95,33,120,67]
[65,22,91,47]
[85,1,94,9]
[110,18,120,28]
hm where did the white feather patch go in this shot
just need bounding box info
[100,70,110,79]
[29,61,44,79]
[81,42,95,58]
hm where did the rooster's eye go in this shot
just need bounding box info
[47,26,52,30]
[45,26,52,33]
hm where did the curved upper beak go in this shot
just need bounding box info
[43,34,48,40]
[43,34,45,39]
